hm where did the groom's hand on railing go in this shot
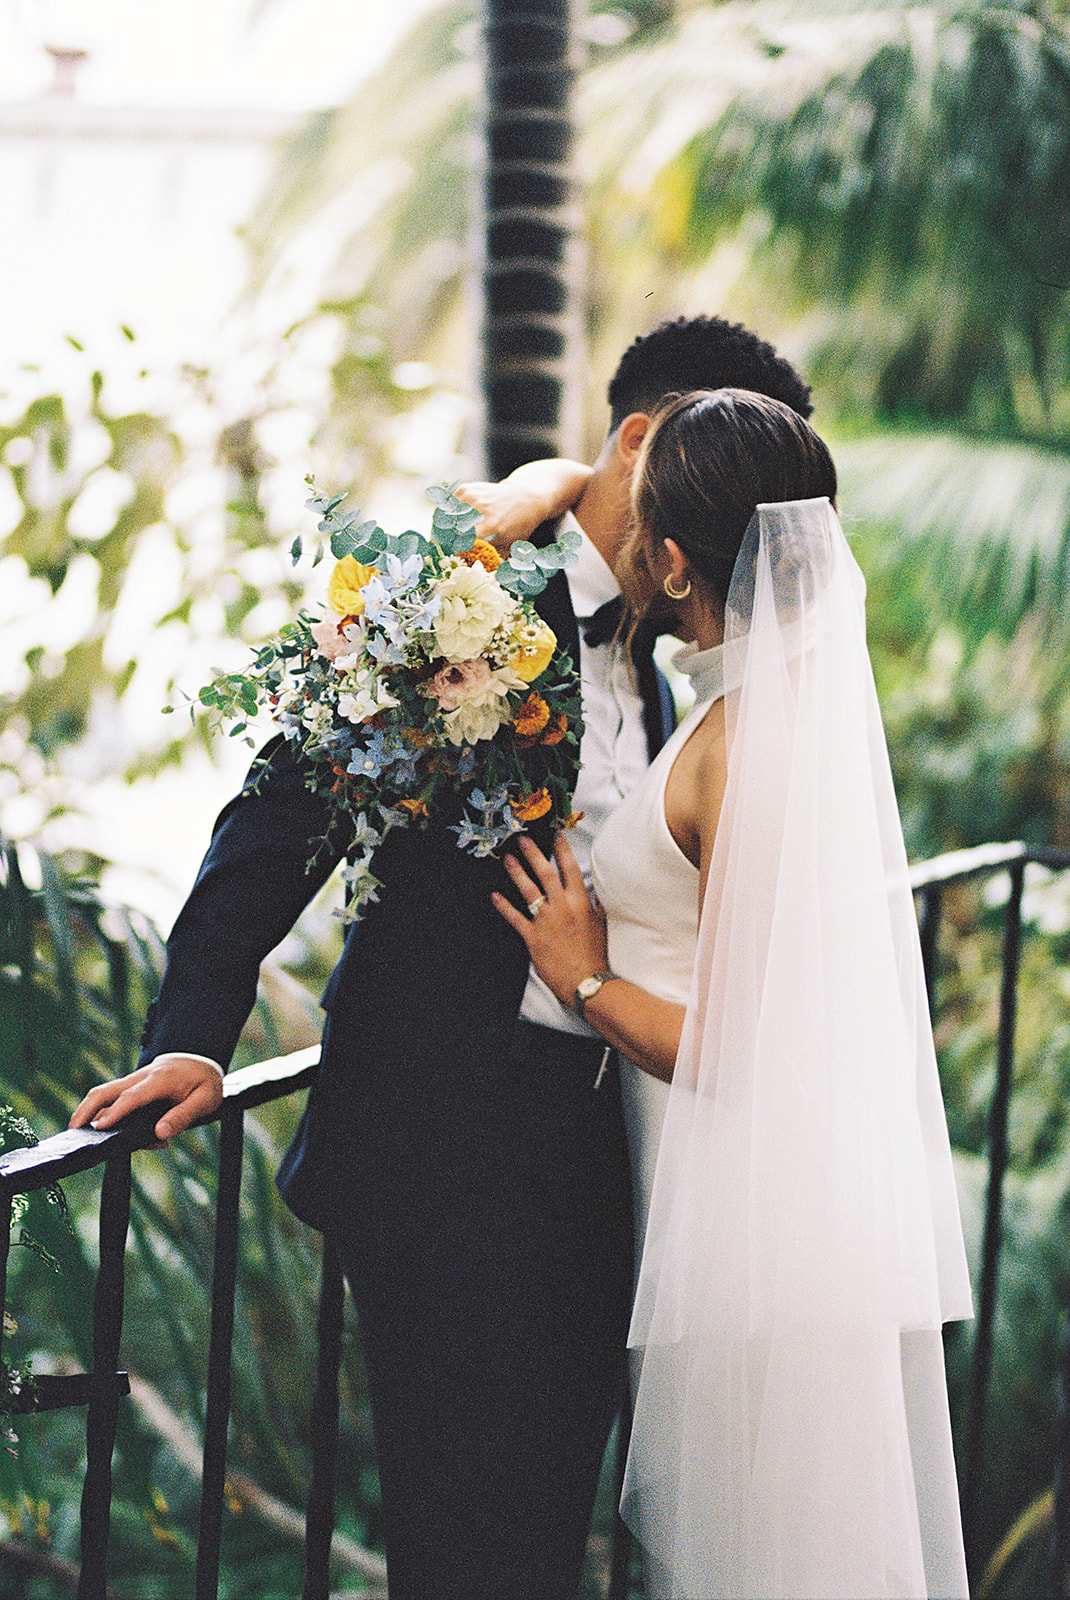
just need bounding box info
[69,1057,224,1143]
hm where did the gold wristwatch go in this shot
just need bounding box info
[574,970,618,1018]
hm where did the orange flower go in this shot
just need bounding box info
[513,692,550,738]
[512,787,552,822]
[398,796,430,819]
[541,713,568,745]
[458,539,502,573]
[562,810,585,829]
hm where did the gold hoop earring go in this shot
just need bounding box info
[663,573,691,601]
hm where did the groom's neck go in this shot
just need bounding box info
[572,461,630,573]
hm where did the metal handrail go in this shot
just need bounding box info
[6,841,1070,1597]
[0,1046,337,1600]
[910,841,1070,1595]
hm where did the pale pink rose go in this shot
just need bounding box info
[311,612,350,660]
[424,657,493,711]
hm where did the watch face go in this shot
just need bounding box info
[578,976,603,999]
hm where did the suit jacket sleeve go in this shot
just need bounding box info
[139,735,348,1070]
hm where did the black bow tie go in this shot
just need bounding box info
[582,596,624,648]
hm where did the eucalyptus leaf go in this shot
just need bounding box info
[506,541,538,572]
[388,531,425,563]
[498,564,545,596]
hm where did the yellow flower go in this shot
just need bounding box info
[327,555,377,618]
[508,616,556,683]
[512,787,552,822]
[458,539,502,572]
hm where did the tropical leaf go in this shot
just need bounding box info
[835,428,1070,655]
[667,1,1070,431]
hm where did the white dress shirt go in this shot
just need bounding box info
[519,514,650,1035]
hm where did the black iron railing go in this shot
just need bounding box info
[910,840,1070,1594]
[0,1045,390,1600]
[4,839,1070,1598]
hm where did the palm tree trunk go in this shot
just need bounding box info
[478,0,582,478]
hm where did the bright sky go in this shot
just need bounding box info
[0,0,439,108]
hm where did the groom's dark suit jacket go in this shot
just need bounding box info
[138,550,673,1599]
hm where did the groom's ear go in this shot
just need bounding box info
[616,411,651,464]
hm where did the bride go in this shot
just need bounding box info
[492,388,973,1599]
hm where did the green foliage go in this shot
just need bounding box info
[614,1,1070,437]
[0,327,425,834]
[908,858,1070,1592]
[1,379,183,761]
[0,837,378,1592]
[0,1101,70,1512]
[834,430,1070,853]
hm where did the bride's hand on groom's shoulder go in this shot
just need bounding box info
[492,834,608,1010]
[69,1057,224,1145]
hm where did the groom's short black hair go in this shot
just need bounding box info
[607,315,813,429]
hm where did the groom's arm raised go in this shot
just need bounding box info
[454,459,591,550]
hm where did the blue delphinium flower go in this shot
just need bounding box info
[339,850,382,918]
[381,551,423,593]
[452,816,483,852]
[364,629,408,667]
[451,784,524,856]
[410,591,442,632]
[377,803,410,831]
[351,813,382,852]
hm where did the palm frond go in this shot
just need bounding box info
[835,428,1070,648]
[670,2,1070,429]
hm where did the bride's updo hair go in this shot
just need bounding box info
[632,388,837,610]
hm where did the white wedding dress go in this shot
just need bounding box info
[590,499,973,1600]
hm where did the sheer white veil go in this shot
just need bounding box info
[622,497,973,1599]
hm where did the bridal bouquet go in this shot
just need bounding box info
[194,482,583,919]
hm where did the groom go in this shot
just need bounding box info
[73,316,814,1599]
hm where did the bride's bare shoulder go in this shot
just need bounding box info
[664,698,727,870]
[694,701,728,824]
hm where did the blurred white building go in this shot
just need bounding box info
[0,48,297,385]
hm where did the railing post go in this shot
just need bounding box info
[302,1238,346,1600]
[195,1103,245,1600]
[0,1191,12,1362]
[917,881,943,1011]
[78,1152,132,1600]
[1054,1309,1070,1596]
[961,855,1026,1576]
